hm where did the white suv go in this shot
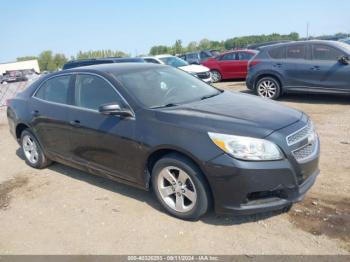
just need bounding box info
[143,55,212,83]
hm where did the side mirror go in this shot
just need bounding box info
[339,56,349,65]
[98,103,133,117]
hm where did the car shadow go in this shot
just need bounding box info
[237,89,350,105]
[16,148,286,225]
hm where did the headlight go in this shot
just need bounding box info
[208,132,283,161]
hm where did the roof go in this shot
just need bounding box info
[258,40,342,50]
[62,62,166,75]
[154,54,173,58]
[64,57,144,64]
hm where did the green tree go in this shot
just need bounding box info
[16,56,38,62]
[53,53,68,70]
[38,50,54,71]
[173,40,183,55]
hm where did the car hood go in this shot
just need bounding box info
[155,91,303,138]
[178,64,210,73]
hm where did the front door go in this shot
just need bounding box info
[308,43,350,91]
[68,73,139,182]
[217,52,238,79]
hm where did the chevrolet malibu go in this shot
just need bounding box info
[7,63,320,220]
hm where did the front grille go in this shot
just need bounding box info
[293,142,316,162]
[196,71,210,79]
[286,121,313,146]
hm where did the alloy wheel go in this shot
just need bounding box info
[157,166,197,213]
[22,135,39,164]
[257,80,277,98]
[211,71,221,82]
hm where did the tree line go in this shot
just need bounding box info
[16,32,349,71]
[149,32,300,55]
[17,50,129,72]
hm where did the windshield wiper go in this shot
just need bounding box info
[150,103,179,109]
[200,92,220,100]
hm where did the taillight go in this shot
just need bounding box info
[248,59,261,69]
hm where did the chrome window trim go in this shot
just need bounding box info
[31,72,135,118]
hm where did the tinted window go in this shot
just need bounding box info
[35,75,70,104]
[238,52,254,60]
[286,45,306,59]
[269,47,286,59]
[312,44,344,61]
[74,74,123,110]
[200,51,212,60]
[221,53,237,61]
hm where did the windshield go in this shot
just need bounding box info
[115,67,221,108]
[159,56,189,68]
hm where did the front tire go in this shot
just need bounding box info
[151,154,210,220]
[210,70,222,83]
[21,129,52,169]
[255,77,281,100]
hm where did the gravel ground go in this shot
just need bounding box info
[0,81,349,254]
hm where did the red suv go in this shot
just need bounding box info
[202,50,257,82]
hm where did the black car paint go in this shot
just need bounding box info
[7,63,319,214]
[246,40,350,94]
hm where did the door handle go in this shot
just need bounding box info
[69,120,81,127]
[273,63,282,68]
[31,110,40,117]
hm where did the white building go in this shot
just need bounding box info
[0,60,40,75]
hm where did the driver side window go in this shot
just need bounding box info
[74,74,124,111]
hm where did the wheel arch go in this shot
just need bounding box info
[15,123,30,141]
[254,72,284,92]
[144,147,214,201]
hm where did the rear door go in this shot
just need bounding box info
[309,44,349,90]
[30,74,73,159]
[283,43,312,88]
[67,73,139,182]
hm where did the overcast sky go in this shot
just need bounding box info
[0,0,349,62]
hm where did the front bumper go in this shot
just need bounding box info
[203,149,319,215]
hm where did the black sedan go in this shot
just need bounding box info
[7,63,320,220]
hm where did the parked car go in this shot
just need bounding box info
[1,70,27,84]
[202,50,258,82]
[143,55,212,83]
[179,51,213,65]
[339,37,350,45]
[7,63,319,220]
[246,40,350,99]
[63,57,145,70]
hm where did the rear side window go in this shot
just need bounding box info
[312,44,344,61]
[200,51,212,60]
[220,53,237,61]
[269,47,286,59]
[35,75,70,104]
[74,74,123,111]
[238,52,255,60]
[286,45,306,59]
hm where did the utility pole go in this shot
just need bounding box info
[306,22,310,40]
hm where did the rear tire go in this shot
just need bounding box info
[151,153,210,220]
[21,129,52,169]
[210,70,222,83]
[255,77,281,100]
